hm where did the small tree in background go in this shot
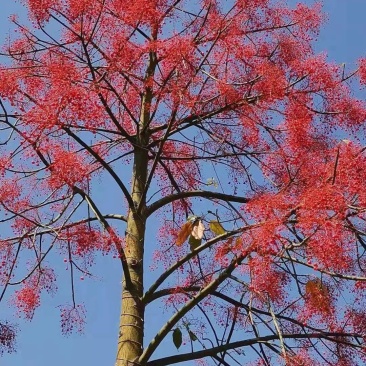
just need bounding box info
[1,0,366,365]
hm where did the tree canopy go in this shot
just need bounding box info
[1,1,366,365]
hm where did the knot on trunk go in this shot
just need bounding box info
[127,258,142,270]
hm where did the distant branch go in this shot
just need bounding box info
[3,214,127,242]
[145,286,329,335]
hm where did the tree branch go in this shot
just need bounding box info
[146,332,362,366]
[72,186,132,290]
[63,127,135,210]
[146,190,249,216]
[139,255,245,364]
[143,224,260,303]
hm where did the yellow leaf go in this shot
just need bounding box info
[209,220,226,235]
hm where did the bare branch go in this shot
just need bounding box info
[147,332,363,366]
[146,190,250,216]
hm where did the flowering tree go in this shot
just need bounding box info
[1,0,366,365]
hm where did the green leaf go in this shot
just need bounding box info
[172,328,182,349]
[209,220,226,235]
[188,330,198,341]
[189,235,201,251]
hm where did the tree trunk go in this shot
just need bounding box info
[115,43,156,365]
[115,146,148,366]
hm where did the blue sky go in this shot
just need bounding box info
[0,1,365,366]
